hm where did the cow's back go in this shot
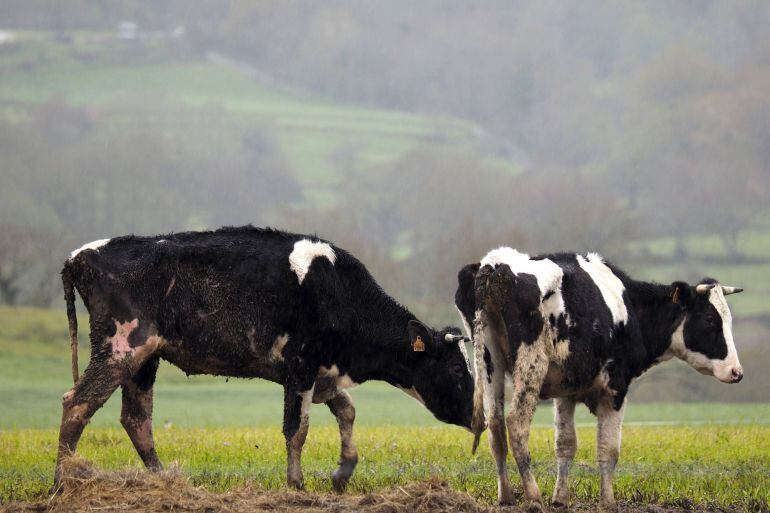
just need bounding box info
[68,227,335,380]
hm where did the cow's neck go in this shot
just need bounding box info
[625,280,686,372]
[344,289,423,388]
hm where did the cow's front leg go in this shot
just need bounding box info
[283,384,314,489]
[596,396,626,509]
[326,390,358,492]
[552,396,577,508]
[120,357,162,471]
[507,343,548,507]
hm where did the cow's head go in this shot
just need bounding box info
[406,320,474,429]
[670,278,744,383]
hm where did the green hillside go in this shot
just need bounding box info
[0,37,482,204]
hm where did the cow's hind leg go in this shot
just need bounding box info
[55,359,120,488]
[552,396,577,508]
[120,356,162,471]
[596,396,626,509]
[477,313,516,505]
[326,390,358,492]
[507,342,548,507]
[283,384,314,489]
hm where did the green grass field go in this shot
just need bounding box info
[1,306,769,510]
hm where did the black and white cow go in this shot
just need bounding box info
[56,226,473,491]
[455,248,743,509]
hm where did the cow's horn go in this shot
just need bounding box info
[721,285,744,295]
[696,283,716,294]
[444,333,466,343]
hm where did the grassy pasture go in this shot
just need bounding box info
[2,426,768,510]
[1,306,769,510]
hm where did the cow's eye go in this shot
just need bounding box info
[705,314,717,326]
[451,363,465,377]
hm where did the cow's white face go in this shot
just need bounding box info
[672,281,743,383]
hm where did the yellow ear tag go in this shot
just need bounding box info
[412,335,426,352]
[672,288,680,304]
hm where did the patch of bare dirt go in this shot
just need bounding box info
[0,458,755,513]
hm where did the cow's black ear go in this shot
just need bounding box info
[408,320,433,353]
[671,281,694,307]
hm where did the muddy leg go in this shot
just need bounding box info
[596,397,626,509]
[55,360,120,488]
[326,390,358,492]
[120,357,162,471]
[283,385,313,489]
[551,397,577,507]
[477,315,516,505]
[507,344,548,506]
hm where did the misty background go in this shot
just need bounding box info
[1,1,768,401]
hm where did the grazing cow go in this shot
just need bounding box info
[455,248,744,509]
[56,226,473,492]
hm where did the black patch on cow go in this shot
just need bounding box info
[682,278,728,360]
[66,226,474,432]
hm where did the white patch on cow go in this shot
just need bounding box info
[707,286,742,382]
[270,333,289,362]
[299,387,314,417]
[669,317,713,374]
[289,239,336,284]
[110,318,139,360]
[553,339,571,363]
[157,239,167,244]
[70,238,110,259]
[318,364,359,390]
[397,386,425,406]
[336,374,358,390]
[576,253,628,326]
[454,305,473,371]
[481,247,563,298]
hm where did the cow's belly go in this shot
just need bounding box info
[158,339,284,383]
[539,363,573,399]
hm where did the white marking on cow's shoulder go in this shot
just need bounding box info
[480,247,564,317]
[576,253,628,325]
[270,333,289,362]
[70,238,110,259]
[289,239,336,284]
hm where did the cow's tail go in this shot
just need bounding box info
[62,262,79,384]
[470,315,487,454]
[470,264,515,454]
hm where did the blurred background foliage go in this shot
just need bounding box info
[0,1,768,401]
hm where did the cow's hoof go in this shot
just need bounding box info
[331,469,349,493]
[523,499,545,513]
[599,500,619,512]
[551,499,569,510]
[287,477,304,490]
[49,481,64,496]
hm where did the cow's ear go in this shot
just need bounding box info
[408,320,433,353]
[670,281,694,307]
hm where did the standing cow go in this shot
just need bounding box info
[455,248,743,509]
[56,226,473,491]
